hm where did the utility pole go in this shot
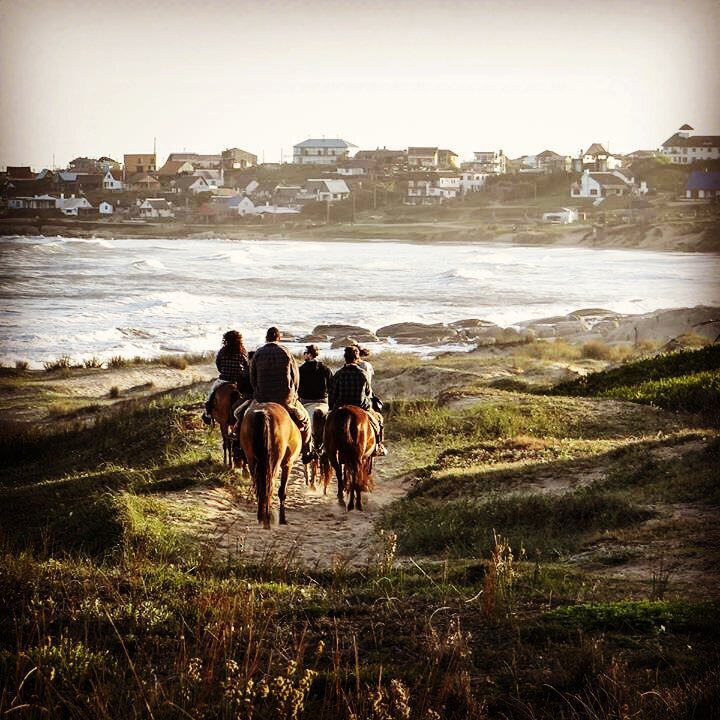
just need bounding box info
[326,198,330,224]
[351,192,355,224]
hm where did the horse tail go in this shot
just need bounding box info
[252,410,273,526]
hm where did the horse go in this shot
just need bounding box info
[301,403,329,493]
[322,405,376,511]
[239,402,301,528]
[210,382,241,467]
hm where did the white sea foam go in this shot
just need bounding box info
[1,235,718,366]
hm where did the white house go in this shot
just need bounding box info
[303,179,351,202]
[102,169,123,191]
[460,171,489,193]
[660,124,720,164]
[8,194,57,209]
[99,201,114,215]
[172,175,211,194]
[571,170,634,199]
[138,198,174,219]
[467,150,507,174]
[56,195,93,215]
[228,195,256,216]
[293,139,356,165]
[542,208,578,224]
[193,168,223,188]
[407,175,460,204]
[573,143,623,172]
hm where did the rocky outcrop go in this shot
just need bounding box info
[310,324,378,345]
[376,322,461,344]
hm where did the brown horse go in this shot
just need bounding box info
[210,382,241,467]
[302,405,329,493]
[322,405,376,511]
[240,402,301,528]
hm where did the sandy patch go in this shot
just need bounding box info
[163,453,409,569]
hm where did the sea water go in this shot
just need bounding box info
[1,235,718,367]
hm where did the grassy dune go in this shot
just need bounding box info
[1,347,719,718]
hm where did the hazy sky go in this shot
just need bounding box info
[1,0,719,170]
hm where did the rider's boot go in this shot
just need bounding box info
[201,399,213,426]
[374,429,388,457]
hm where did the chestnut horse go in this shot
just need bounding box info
[322,405,376,511]
[240,402,301,528]
[210,382,241,467]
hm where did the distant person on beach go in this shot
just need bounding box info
[234,326,316,464]
[202,330,251,424]
[329,345,387,456]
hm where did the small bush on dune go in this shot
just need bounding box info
[519,339,581,361]
[108,355,128,368]
[14,360,29,372]
[160,354,188,370]
[43,355,72,372]
[83,356,103,368]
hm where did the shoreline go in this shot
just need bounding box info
[5,304,719,371]
[1,215,719,252]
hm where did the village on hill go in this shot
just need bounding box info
[1,124,719,235]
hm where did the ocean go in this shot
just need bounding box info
[1,235,718,367]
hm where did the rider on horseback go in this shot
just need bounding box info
[202,330,251,425]
[328,345,387,456]
[299,344,333,404]
[234,326,317,464]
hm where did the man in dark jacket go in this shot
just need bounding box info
[329,345,387,456]
[240,326,315,463]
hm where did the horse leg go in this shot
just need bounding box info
[332,457,345,507]
[346,466,355,511]
[279,461,290,525]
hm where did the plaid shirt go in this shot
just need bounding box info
[328,363,371,411]
[216,346,250,391]
[250,342,299,404]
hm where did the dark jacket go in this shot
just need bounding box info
[299,360,333,401]
[250,341,299,404]
[216,346,251,396]
[329,363,372,411]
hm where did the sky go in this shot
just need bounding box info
[1,0,719,170]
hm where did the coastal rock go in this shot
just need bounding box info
[605,306,720,344]
[376,322,461,344]
[312,324,375,340]
[330,335,377,349]
[449,318,503,340]
[297,334,327,344]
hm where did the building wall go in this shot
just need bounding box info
[293,147,349,164]
[124,154,156,180]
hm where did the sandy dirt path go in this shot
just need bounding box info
[164,453,409,570]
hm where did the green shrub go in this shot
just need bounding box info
[602,370,720,413]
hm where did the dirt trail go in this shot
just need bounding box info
[164,454,409,569]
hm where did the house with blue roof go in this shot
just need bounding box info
[685,170,720,199]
